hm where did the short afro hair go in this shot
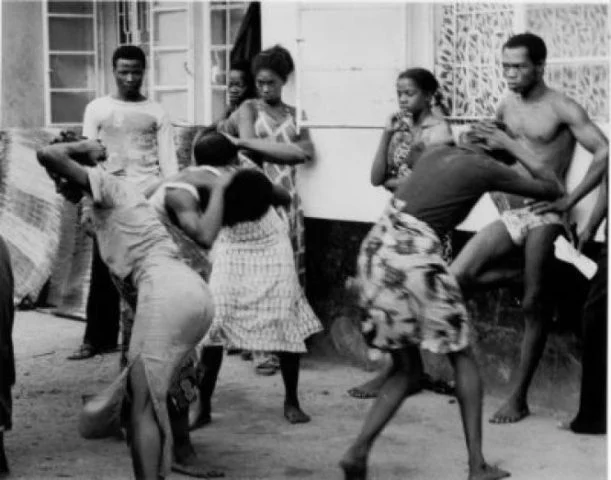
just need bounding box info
[503,33,547,65]
[193,132,238,167]
[252,45,294,82]
[223,169,274,226]
[112,45,146,70]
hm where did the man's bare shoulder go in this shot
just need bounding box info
[545,88,591,125]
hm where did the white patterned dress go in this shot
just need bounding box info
[207,206,322,353]
[248,99,308,287]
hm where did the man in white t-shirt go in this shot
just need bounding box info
[68,45,179,361]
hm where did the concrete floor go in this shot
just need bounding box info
[4,311,607,479]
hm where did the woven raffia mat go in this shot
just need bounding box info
[173,123,206,170]
[0,128,66,305]
[46,201,93,319]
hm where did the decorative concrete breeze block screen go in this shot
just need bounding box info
[435,3,609,122]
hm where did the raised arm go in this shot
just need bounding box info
[36,140,106,194]
[471,122,560,186]
[233,101,312,165]
[490,159,563,201]
[164,173,233,249]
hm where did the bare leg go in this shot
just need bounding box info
[450,221,516,295]
[190,346,223,431]
[490,225,561,424]
[169,401,225,478]
[128,359,162,480]
[347,359,393,399]
[448,349,510,480]
[0,432,8,477]
[340,348,423,479]
[278,352,310,424]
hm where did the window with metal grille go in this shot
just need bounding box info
[435,3,609,122]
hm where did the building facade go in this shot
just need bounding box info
[1,1,607,227]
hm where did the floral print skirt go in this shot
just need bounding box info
[354,198,470,355]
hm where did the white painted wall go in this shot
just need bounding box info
[262,2,416,222]
[262,2,607,239]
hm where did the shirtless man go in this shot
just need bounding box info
[449,32,609,424]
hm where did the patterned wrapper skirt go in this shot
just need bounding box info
[206,208,322,353]
[80,257,213,478]
[355,198,470,355]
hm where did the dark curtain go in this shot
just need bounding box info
[230,2,261,66]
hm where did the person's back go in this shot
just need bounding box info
[396,145,504,238]
[87,167,179,281]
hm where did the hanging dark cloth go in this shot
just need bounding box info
[0,236,15,431]
[230,2,261,66]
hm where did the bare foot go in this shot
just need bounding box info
[347,374,387,399]
[284,403,311,424]
[172,462,224,478]
[468,463,510,480]
[489,400,530,424]
[173,448,224,478]
[339,447,368,480]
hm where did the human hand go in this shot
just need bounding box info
[383,177,402,192]
[221,132,242,148]
[74,139,107,166]
[529,195,571,215]
[384,112,401,133]
[470,121,511,150]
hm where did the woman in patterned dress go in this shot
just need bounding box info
[154,133,322,425]
[348,68,456,400]
[340,125,565,479]
[224,45,314,375]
